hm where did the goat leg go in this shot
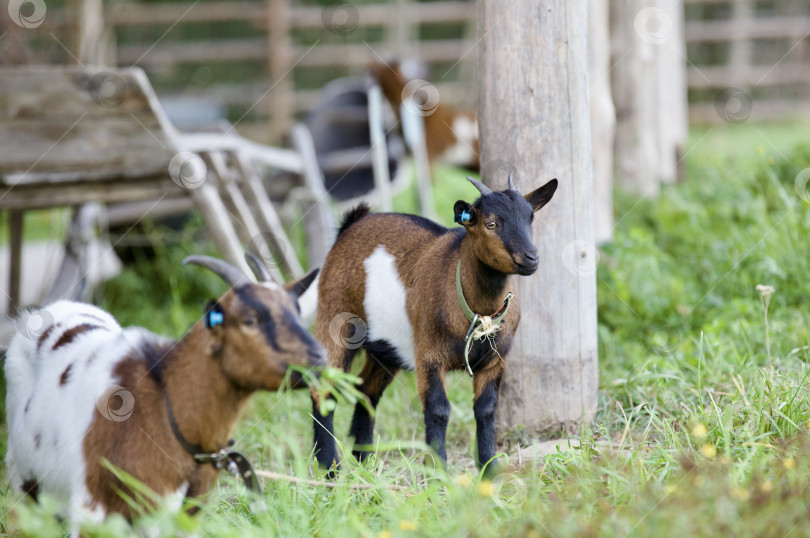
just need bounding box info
[418,363,450,466]
[473,370,503,475]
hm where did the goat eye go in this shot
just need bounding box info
[242,316,257,327]
[486,221,497,229]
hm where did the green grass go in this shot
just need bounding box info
[3,121,810,536]
[0,209,69,246]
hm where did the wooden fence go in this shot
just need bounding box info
[6,0,810,137]
[684,0,810,122]
[20,0,477,142]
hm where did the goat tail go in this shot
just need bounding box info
[337,203,371,238]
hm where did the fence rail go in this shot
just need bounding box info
[683,0,810,123]
[13,0,810,132]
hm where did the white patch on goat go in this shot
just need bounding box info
[442,115,478,166]
[164,481,189,513]
[363,246,415,370]
[4,301,163,519]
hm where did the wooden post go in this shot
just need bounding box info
[478,0,598,436]
[728,0,754,86]
[611,0,659,195]
[266,0,294,143]
[589,0,616,245]
[611,0,688,194]
[387,0,416,59]
[75,0,107,66]
[655,0,687,184]
[8,210,23,314]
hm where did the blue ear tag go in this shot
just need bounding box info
[460,210,471,223]
[208,310,224,328]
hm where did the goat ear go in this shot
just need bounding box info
[453,200,476,226]
[204,300,225,330]
[285,268,320,299]
[524,179,558,212]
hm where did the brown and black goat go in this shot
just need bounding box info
[5,254,323,526]
[312,174,558,472]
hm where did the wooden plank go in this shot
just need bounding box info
[116,38,470,67]
[106,198,194,227]
[688,99,810,123]
[232,153,304,278]
[687,63,810,88]
[290,123,335,269]
[288,1,473,28]
[292,39,470,66]
[685,17,810,43]
[0,66,175,179]
[479,0,598,436]
[176,132,305,174]
[162,81,473,116]
[0,177,185,210]
[205,152,270,277]
[38,1,474,30]
[110,2,265,26]
[190,182,254,278]
[117,38,268,65]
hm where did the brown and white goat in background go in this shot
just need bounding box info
[370,61,479,172]
[312,174,558,473]
[5,255,323,525]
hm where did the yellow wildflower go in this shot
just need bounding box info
[379,532,393,538]
[729,486,749,501]
[691,423,708,438]
[398,521,419,531]
[478,480,494,497]
[760,480,773,493]
[783,458,795,469]
[454,474,472,488]
[700,444,716,458]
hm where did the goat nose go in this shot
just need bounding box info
[524,250,539,263]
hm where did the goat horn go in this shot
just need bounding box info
[244,251,274,283]
[508,170,517,191]
[466,176,493,196]
[183,255,251,287]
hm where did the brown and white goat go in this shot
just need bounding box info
[5,255,323,525]
[370,61,479,171]
[312,175,557,472]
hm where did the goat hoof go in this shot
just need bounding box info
[480,458,507,478]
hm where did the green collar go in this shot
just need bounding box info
[456,259,514,376]
[456,259,476,322]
